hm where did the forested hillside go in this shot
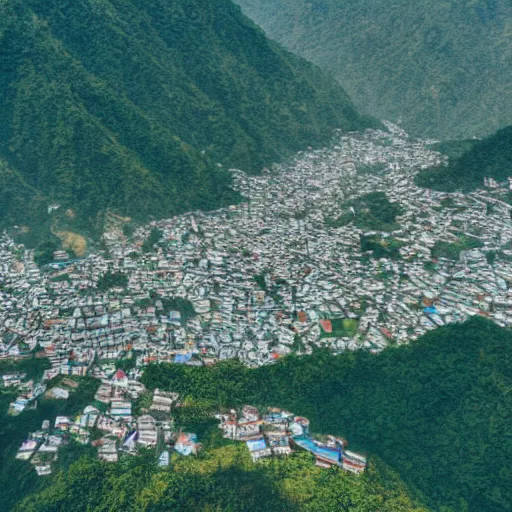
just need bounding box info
[0,0,374,239]
[416,125,512,191]
[236,0,512,140]
[13,447,425,512]
[142,317,512,512]
[0,365,424,512]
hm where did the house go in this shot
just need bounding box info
[95,383,113,403]
[266,432,292,456]
[16,440,38,460]
[97,437,118,462]
[2,372,26,387]
[35,465,52,476]
[174,432,201,456]
[137,415,158,447]
[158,450,170,467]
[109,399,132,420]
[54,416,71,431]
[342,450,367,474]
[242,405,260,422]
[150,389,178,413]
[246,438,272,462]
[219,412,261,441]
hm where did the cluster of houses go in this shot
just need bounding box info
[14,378,201,475]
[8,378,47,414]
[217,405,366,473]
[15,419,59,476]
[0,124,511,398]
[14,392,366,477]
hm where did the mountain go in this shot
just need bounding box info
[0,0,375,241]
[416,125,512,191]
[143,317,512,511]
[236,0,512,140]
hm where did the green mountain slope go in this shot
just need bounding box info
[416,125,512,191]
[0,157,48,232]
[12,448,426,512]
[236,0,512,140]
[143,317,512,511]
[0,0,374,238]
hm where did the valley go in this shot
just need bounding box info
[1,1,511,511]
[2,124,512,369]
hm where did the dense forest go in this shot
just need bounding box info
[0,0,376,242]
[140,317,512,512]
[12,445,425,512]
[236,0,512,140]
[416,125,512,192]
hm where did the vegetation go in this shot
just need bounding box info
[159,297,196,324]
[136,293,197,325]
[416,125,512,191]
[142,228,163,253]
[13,445,425,512]
[327,192,403,232]
[96,271,128,291]
[320,318,359,338]
[237,0,512,140]
[0,159,50,245]
[429,140,479,160]
[122,223,136,239]
[0,358,50,382]
[431,236,484,261]
[3,319,511,510]
[140,317,512,511]
[356,163,388,176]
[0,377,99,511]
[0,0,376,240]
[49,273,71,283]
[115,357,137,373]
[360,234,403,260]
[486,251,497,265]
[33,239,60,267]
[253,272,268,291]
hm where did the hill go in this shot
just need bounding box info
[142,317,512,511]
[416,125,512,191]
[0,365,425,512]
[0,0,375,242]
[236,0,512,140]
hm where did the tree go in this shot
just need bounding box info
[97,271,128,290]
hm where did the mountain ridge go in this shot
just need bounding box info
[0,0,376,241]
[236,0,512,140]
[142,317,512,511]
[416,125,512,191]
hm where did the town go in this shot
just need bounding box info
[2,123,512,473]
[2,124,512,371]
